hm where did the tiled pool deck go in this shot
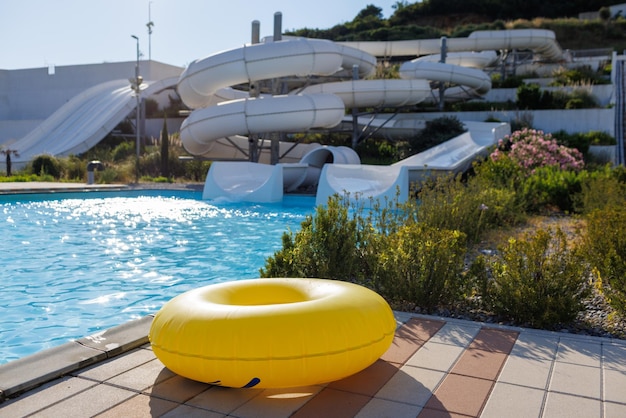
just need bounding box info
[1,183,626,417]
[2,311,626,418]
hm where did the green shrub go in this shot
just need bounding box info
[578,166,626,213]
[417,171,524,243]
[517,83,543,109]
[30,154,62,179]
[583,208,626,315]
[373,223,467,309]
[482,227,590,328]
[260,196,359,280]
[111,141,135,162]
[408,116,466,155]
[519,165,584,213]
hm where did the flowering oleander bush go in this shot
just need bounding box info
[490,128,585,174]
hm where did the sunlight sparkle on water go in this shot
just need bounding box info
[0,191,312,364]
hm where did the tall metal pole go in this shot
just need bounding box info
[131,35,141,183]
[147,2,154,61]
[438,36,447,111]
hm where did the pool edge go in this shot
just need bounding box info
[0,314,154,402]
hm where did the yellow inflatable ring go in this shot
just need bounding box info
[149,278,395,388]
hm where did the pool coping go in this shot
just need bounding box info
[0,314,154,402]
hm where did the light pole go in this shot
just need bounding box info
[147,2,154,61]
[130,35,142,183]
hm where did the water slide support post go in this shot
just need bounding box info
[270,12,283,164]
[438,36,447,111]
[351,65,359,149]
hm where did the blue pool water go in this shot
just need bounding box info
[0,189,314,364]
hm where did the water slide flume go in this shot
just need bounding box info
[177,29,564,203]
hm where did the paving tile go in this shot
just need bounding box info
[603,342,626,372]
[105,358,175,391]
[405,341,464,372]
[374,365,444,407]
[393,311,416,325]
[396,318,445,342]
[604,368,626,404]
[380,335,425,365]
[230,386,322,418]
[145,374,211,404]
[328,358,400,396]
[74,347,156,382]
[480,382,545,418]
[549,362,601,399]
[161,404,226,417]
[184,385,266,415]
[421,374,493,417]
[427,322,480,347]
[29,383,136,418]
[290,387,371,418]
[0,376,96,417]
[468,328,518,353]
[0,341,106,399]
[543,391,602,418]
[94,393,179,417]
[415,409,471,418]
[355,397,423,418]
[497,355,553,389]
[76,315,152,358]
[555,338,601,367]
[509,331,559,360]
[450,348,508,380]
[605,401,626,417]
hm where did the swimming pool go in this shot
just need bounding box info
[0,189,314,364]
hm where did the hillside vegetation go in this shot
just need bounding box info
[286,0,626,52]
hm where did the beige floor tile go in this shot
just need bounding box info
[481,382,544,418]
[543,392,601,418]
[549,362,601,399]
[106,358,174,391]
[374,365,445,406]
[497,355,553,389]
[230,386,321,418]
[355,397,423,418]
[184,385,264,415]
[161,404,226,417]
[29,383,136,418]
[603,342,626,372]
[509,332,559,360]
[604,368,626,404]
[75,349,156,382]
[405,341,464,371]
[555,338,601,367]
[427,323,480,347]
[605,401,626,417]
[94,393,179,417]
[0,376,96,417]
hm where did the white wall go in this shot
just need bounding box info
[417,108,615,136]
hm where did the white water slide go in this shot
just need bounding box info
[9,77,178,168]
[181,29,563,202]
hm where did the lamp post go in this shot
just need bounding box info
[130,35,142,183]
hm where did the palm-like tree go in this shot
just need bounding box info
[1,148,19,176]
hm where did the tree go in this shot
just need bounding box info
[1,148,19,176]
[160,114,169,178]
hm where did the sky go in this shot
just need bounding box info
[0,0,402,70]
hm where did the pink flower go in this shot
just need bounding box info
[489,129,585,173]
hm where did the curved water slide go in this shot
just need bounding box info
[10,77,178,168]
[178,38,435,201]
[315,122,511,207]
[338,29,564,62]
[180,29,562,202]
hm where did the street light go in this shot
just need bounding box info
[130,35,142,183]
